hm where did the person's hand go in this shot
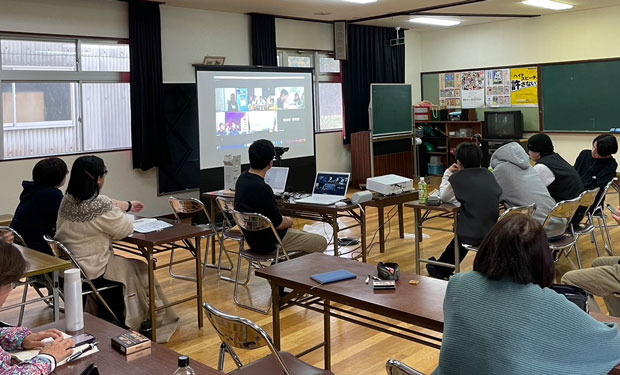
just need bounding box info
[22,329,64,349]
[130,201,144,213]
[0,231,14,243]
[39,337,74,362]
[284,216,294,228]
[448,163,460,173]
[612,206,620,225]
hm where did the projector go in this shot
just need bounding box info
[366,174,414,196]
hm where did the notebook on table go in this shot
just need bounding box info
[264,167,289,194]
[310,269,357,284]
[295,172,350,205]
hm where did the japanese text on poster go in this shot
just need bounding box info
[461,70,485,109]
[439,72,462,108]
[511,67,538,107]
[485,69,511,108]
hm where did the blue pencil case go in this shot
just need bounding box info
[310,269,357,284]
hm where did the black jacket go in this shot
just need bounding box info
[537,153,584,202]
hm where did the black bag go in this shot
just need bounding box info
[377,262,400,281]
[549,284,588,312]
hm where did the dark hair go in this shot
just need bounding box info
[594,134,618,157]
[0,241,28,287]
[32,157,68,187]
[455,143,482,168]
[473,215,555,288]
[248,139,275,170]
[527,133,554,156]
[66,156,107,202]
[280,89,288,97]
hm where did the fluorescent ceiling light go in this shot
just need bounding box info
[522,0,573,10]
[409,17,461,26]
[345,0,377,3]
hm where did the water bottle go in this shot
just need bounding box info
[173,356,195,375]
[418,177,428,204]
[64,269,84,332]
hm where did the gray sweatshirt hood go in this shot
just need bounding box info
[490,142,530,170]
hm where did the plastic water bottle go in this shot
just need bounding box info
[64,269,84,332]
[418,177,428,204]
[173,356,195,375]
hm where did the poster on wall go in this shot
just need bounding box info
[461,70,485,109]
[439,72,462,108]
[511,67,538,106]
[485,69,511,108]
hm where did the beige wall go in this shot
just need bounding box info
[275,19,334,51]
[405,5,620,167]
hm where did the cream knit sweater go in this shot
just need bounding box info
[56,194,133,279]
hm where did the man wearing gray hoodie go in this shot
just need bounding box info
[490,142,566,238]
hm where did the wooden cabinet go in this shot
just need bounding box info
[415,121,483,176]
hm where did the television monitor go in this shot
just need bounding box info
[484,111,523,139]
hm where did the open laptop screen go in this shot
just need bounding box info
[313,173,349,196]
[264,167,289,194]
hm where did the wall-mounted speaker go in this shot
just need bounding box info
[334,21,347,60]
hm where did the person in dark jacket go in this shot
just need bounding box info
[427,143,502,280]
[10,158,68,255]
[574,134,618,205]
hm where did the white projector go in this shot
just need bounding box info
[366,174,414,196]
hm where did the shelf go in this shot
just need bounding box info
[427,151,447,155]
[415,121,482,124]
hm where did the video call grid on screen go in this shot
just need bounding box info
[312,173,349,196]
[196,68,316,169]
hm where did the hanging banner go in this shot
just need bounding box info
[439,72,462,108]
[461,70,485,109]
[485,69,511,108]
[511,67,538,106]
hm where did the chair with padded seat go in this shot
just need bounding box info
[214,196,246,283]
[44,235,123,325]
[590,178,618,256]
[230,210,293,314]
[568,187,601,268]
[168,196,233,281]
[203,302,333,375]
[386,359,426,375]
[542,194,583,265]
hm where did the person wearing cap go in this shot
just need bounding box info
[527,133,584,203]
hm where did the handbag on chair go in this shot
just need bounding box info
[549,284,588,312]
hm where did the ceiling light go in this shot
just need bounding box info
[522,0,573,10]
[409,17,461,26]
[344,0,377,4]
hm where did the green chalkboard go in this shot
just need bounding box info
[370,84,412,137]
[542,60,620,132]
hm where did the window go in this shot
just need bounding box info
[0,37,130,159]
[278,50,343,132]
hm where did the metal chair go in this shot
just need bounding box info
[43,235,122,325]
[542,194,583,265]
[0,226,26,246]
[462,203,537,252]
[230,210,292,314]
[203,302,333,375]
[168,197,232,281]
[590,178,618,256]
[386,359,426,375]
[569,188,601,268]
[214,196,245,283]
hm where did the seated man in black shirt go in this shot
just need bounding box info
[234,139,328,255]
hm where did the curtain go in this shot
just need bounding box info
[129,0,170,170]
[342,24,405,143]
[250,13,277,66]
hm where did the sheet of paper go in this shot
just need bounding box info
[10,333,99,366]
[133,219,173,233]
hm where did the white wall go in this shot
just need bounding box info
[405,5,620,165]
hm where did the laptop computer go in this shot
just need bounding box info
[295,172,350,205]
[264,167,289,194]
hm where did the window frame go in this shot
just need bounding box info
[0,34,130,160]
[277,49,344,134]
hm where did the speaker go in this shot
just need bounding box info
[351,190,373,204]
[334,21,347,60]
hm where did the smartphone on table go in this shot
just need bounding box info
[72,333,96,347]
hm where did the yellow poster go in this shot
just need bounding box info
[510,67,538,106]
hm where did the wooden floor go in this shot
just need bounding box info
[3,190,620,374]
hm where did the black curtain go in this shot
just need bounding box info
[250,13,277,66]
[129,0,170,170]
[342,25,405,143]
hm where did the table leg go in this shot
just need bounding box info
[324,299,331,371]
[378,207,385,253]
[195,236,203,328]
[332,214,339,257]
[361,208,367,263]
[414,208,421,275]
[272,281,281,350]
[398,203,405,239]
[147,245,157,341]
[52,271,59,321]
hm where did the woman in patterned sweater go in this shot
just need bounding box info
[0,241,74,374]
